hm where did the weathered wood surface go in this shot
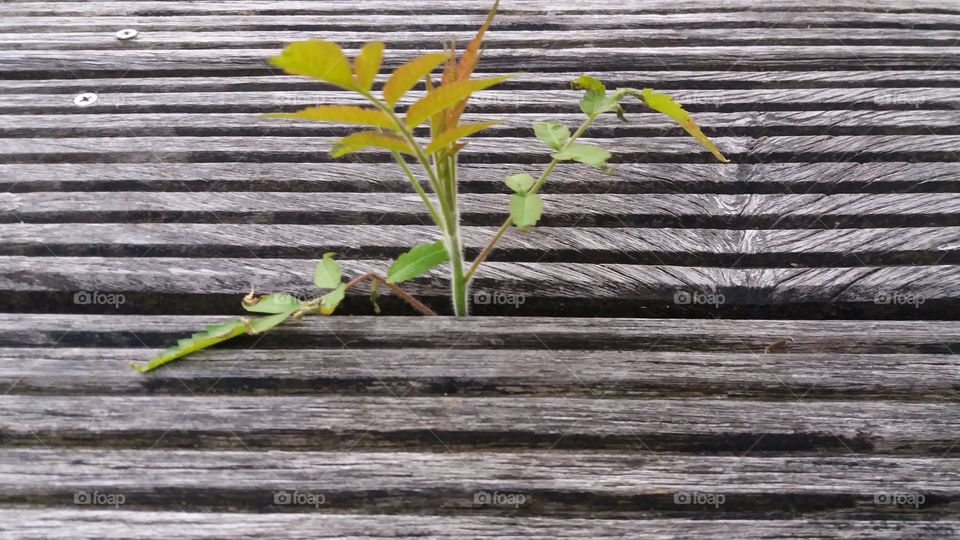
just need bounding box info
[2,0,958,536]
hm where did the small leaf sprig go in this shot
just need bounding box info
[133,0,728,373]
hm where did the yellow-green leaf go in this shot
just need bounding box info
[382,52,450,106]
[330,131,413,158]
[268,40,356,90]
[532,121,570,151]
[320,283,347,315]
[264,105,394,129]
[552,143,611,171]
[242,293,303,314]
[313,252,342,289]
[387,241,449,284]
[405,75,512,127]
[509,192,544,230]
[424,120,500,154]
[354,41,384,91]
[504,173,535,194]
[640,88,730,163]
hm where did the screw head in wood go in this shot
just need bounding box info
[115,28,139,40]
[74,93,98,107]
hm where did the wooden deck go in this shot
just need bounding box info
[1,0,959,537]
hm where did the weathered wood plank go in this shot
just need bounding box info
[4,193,958,228]
[1,510,956,540]
[1,162,956,194]
[3,347,958,400]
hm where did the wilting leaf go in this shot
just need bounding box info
[386,240,449,284]
[242,293,303,314]
[532,121,570,151]
[638,88,730,163]
[354,41,384,91]
[509,193,544,230]
[504,173,535,194]
[320,283,348,315]
[382,52,450,106]
[314,252,342,289]
[552,142,612,171]
[264,105,394,129]
[405,75,512,127]
[268,40,356,90]
[330,131,412,157]
[424,120,500,154]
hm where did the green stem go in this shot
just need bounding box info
[441,153,469,316]
[391,151,444,229]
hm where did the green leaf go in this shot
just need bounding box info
[405,75,513,127]
[424,120,501,154]
[249,311,293,334]
[268,40,357,90]
[504,173,535,194]
[382,52,450,106]
[532,121,570,151]
[386,240,449,284]
[320,283,347,315]
[330,131,412,157]
[263,105,394,129]
[571,75,607,116]
[637,88,730,163]
[509,192,544,230]
[242,293,303,314]
[552,142,612,171]
[354,41,384,91]
[314,252,342,289]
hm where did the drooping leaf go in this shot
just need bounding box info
[330,131,412,157]
[504,173,535,194]
[268,40,356,90]
[382,52,450,106]
[386,240,450,284]
[314,252,342,289]
[354,41,384,91]
[532,121,570,151]
[552,142,612,171]
[424,120,501,154]
[509,192,544,230]
[638,88,730,163]
[264,105,394,129]
[405,75,512,127]
[242,293,304,314]
[320,283,348,315]
[571,75,607,116]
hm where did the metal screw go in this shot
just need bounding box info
[74,93,98,107]
[115,28,138,41]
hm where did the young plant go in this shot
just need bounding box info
[131,1,728,373]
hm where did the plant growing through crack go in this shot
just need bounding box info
[131,1,728,372]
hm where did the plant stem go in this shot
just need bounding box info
[342,271,437,316]
[391,151,444,229]
[464,115,598,281]
[440,154,469,316]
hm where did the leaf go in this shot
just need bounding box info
[242,293,303,314]
[330,131,412,157]
[552,142,612,171]
[248,311,293,334]
[268,40,356,90]
[320,283,347,315]
[445,0,500,129]
[382,52,450,106]
[639,88,730,163]
[571,75,607,116]
[504,173,535,194]
[386,240,449,284]
[354,41,384,91]
[509,193,544,230]
[313,252,342,289]
[532,121,570,151]
[424,120,500,154]
[405,75,512,127]
[264,105,394,129]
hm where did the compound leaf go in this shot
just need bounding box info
[268,40,356,90]
[354,41,384,91]
[424,120,500,154]
[509,192,544,230]
[314,252,342,289]
[532,121,570,151]
[383,52,450,106]
[330,131,412,157]
[264,105,394,129]
[386,240,449,284]
[504,173,535,194]
[242,293,304,314]
[405,75,512,127]
[552,142,612,171]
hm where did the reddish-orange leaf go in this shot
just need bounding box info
[445,1,500,130]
